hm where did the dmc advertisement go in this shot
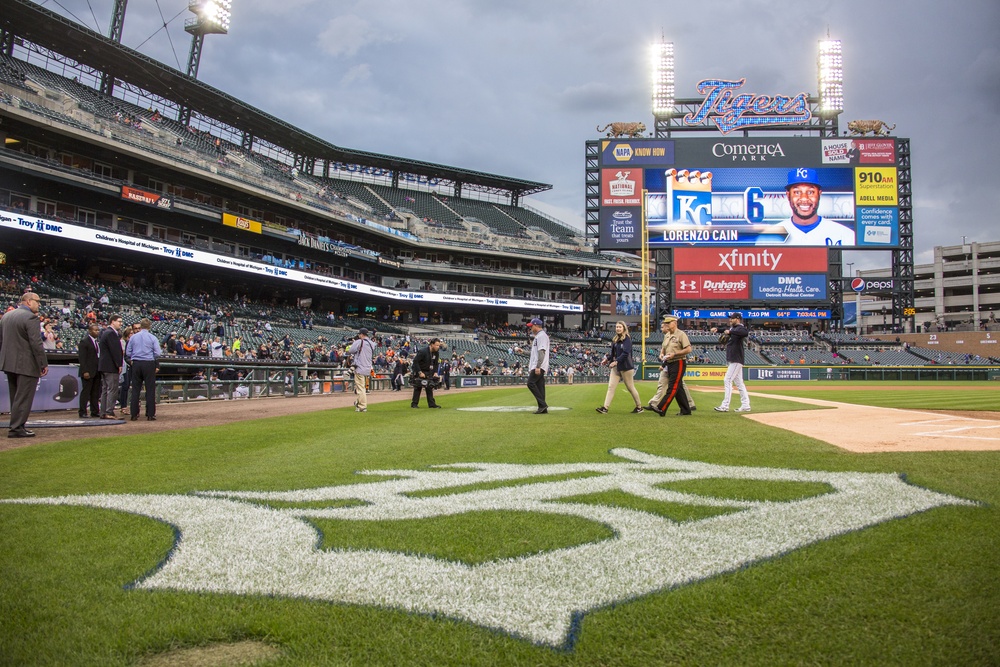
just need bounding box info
[752,274,827,300]
[597,137,899,250]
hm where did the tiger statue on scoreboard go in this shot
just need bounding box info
[847,120,896,136]
[596,122,647,138]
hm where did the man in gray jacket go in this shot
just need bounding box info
[348,328,375,412]
[0,292,49,437]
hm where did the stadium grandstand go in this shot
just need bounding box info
[0,0,639,336]
[2,0,996,397]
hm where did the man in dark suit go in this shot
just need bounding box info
[0,292,49,437]
[97,314,124,418]
[77,323,101,418]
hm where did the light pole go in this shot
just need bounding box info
[845,262,855,334]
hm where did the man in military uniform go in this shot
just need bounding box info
[648,315,693,417]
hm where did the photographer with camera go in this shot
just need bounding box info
[411,338,443,408]
[348,327,375,412]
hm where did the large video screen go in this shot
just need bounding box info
[597,137,899,250]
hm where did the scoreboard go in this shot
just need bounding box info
[597,137,900,250]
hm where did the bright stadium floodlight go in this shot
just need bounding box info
[185,0,232,36]
[651,40,675,118]
[817,39,843,116]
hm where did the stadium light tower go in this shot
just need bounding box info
[179,1,232,124]
[185,0,232,78]
[651,39,675,121]
[817,38,843,116]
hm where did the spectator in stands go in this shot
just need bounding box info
[41,322,58,351]
[162,332,177,354]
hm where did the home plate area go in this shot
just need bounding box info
[744,392,1000,453]
[1,418,126,429]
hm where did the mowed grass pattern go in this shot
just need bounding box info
[1,382,998,666]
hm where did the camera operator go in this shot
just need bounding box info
[410,338,443,408]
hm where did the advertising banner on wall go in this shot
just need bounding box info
[121,186,173,210]
[0,210,582,313]
[674,275,749,300]
[752,274,827,300]
[222,213,263,234]
[674,247,828,273]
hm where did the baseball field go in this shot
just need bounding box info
[1,380,997,666]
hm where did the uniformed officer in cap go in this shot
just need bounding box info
[647,315,693,417]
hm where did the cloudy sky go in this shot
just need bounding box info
[37,0,1000,270]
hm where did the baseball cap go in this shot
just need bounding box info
[661,315,678,324]
[786,168,821,189]
[358,327,369,335]
[528,317,544,327]
[729,312,743,320]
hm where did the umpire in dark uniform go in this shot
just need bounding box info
[0,292,49,437]
[125,318,162,421]
[77,322,101,418]
[411,338,443,408]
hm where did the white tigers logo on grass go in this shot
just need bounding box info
[2,449,973,647]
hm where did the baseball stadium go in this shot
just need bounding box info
[1,2,998,666]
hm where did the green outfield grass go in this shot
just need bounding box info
[1,383,998,666]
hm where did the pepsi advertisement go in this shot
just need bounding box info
[596,137,900,250]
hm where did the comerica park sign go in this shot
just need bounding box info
[2,450,970,648]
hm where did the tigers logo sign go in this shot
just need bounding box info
[2,449,971,647]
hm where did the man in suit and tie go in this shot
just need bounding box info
[98,314,124,419]
[0,292,49,438]
[77,323,101,418]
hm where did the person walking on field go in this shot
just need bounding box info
[525,318,549,414]
[596,321,643,414]
[712,313,751,412]
[647,315,693,417]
